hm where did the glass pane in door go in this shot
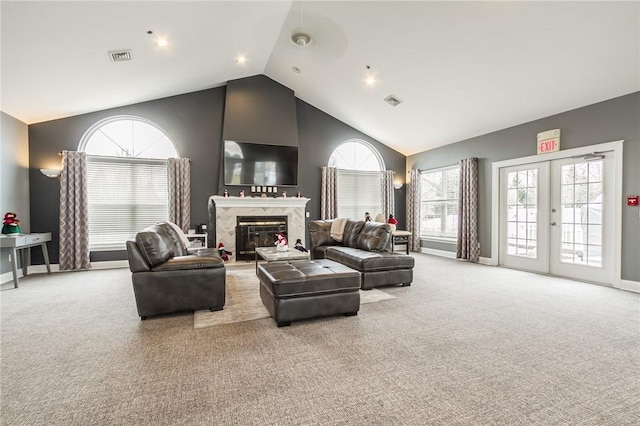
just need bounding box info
[559,160,603,267]
[506,169,538,258]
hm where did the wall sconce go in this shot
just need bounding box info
[393,182,404,190]
[40,169,62,178]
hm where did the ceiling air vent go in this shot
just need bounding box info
[384,95,402,107]
[109,50,132,62]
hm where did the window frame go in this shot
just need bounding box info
[419,164,460,242]
[79,116,179,252]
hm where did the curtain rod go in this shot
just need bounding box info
[57,151,190,161]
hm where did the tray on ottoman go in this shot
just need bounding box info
[257,259,361,327]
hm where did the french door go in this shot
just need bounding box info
[499,152,615,285]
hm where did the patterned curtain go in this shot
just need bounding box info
[457,157,479,262]
[59,151,91,270]
[320,166,337,220]
[407,169,421,251]
[381,170,394,218]
[168,158,191,232]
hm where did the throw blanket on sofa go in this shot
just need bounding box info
[330,218,349,242]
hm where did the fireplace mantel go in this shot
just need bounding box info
[210,195,310,208]
[209,196,310,263]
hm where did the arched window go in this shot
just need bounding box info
[329,140,385,219]
[80,116,179,251]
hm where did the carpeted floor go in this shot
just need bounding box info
[1,253,639,425]
[194,265,397,329]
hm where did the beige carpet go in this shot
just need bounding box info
[194,265,397,329]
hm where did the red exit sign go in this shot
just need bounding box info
[537,129,561,154]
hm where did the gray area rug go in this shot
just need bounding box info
[194,265,397,329]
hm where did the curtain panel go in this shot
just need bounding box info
[320,166,337,220]
[407,169,421,251]
[59,151,91,270]
[382,170,394,219]
[168,158,191,232]
[457,157,479,262]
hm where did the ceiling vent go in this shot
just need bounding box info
[109,50,132,62]
[384,95,402,107]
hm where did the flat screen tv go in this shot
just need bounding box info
[224,140,298,186]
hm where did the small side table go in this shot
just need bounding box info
[0,233,52,288]
[392,230,412,255]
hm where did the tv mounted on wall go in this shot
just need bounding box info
[224,140,298,186]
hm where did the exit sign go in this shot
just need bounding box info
[537,129,561,154]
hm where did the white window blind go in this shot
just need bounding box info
[336,170,382,219]
[420,166,460,240]
[87,156,169,251]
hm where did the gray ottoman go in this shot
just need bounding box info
[257,259,361,327]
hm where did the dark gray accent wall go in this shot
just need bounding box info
[1,112,30,279]
[223,75,299,147]
[27,75,407,264]
[407,92,639,282]
[29,87,226,263]
[296,99,407,234]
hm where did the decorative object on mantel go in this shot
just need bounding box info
[239,190,245,198]
[296,191,301,198]
[223,189,229,197]
[2,212,21,234]
[282,191,287,198]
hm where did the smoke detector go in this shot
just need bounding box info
[109,50,132,62]
[384,95,402,107]
[291,33,312,47]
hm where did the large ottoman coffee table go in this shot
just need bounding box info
[257,259,361,327]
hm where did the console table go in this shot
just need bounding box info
[0,233,51,289]
[392,230,412,255]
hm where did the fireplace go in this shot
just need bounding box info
[209,195,310,264]
[236,216,287,261]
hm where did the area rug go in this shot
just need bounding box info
[194,265,397,329]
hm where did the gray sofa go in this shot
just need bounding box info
[308,219,414,290]
[126,222,226,319]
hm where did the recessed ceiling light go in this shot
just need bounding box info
[366,75,376,86]
[292,66,301,73]
[237,55,247,64]
[157,39,168,47]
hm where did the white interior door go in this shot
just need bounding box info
[549,154,614,284]
[499,152,615,285]
[499,162,550,273]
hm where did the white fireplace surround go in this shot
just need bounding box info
[210,196,310,262]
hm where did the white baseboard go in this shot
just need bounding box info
[1,260,129,284]
[620,279,640,293]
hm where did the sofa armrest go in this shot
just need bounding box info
[126,240,151,272]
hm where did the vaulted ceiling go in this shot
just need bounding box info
[2,1,638,155]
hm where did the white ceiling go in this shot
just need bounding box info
[2,1,638,156]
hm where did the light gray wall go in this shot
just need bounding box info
[407,92,639,282]
[0,112,30,278]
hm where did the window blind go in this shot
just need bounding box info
[87,156,169,251]
[336,170,382,220]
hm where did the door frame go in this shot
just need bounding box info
[490,140,624,288]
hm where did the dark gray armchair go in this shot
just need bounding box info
[126,222,226,319]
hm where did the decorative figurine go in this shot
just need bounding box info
[2,212,21,234]
[294,238,308,253]
[387,214,398,232]
[282,191,287,198]
[364,212,372,222]
[240,190,245,198]
[217,242,232,261]
[223,189,229,198]
[296,191,301,198]
[274,231,288,251]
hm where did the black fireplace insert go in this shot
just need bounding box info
[235,216,287,261]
